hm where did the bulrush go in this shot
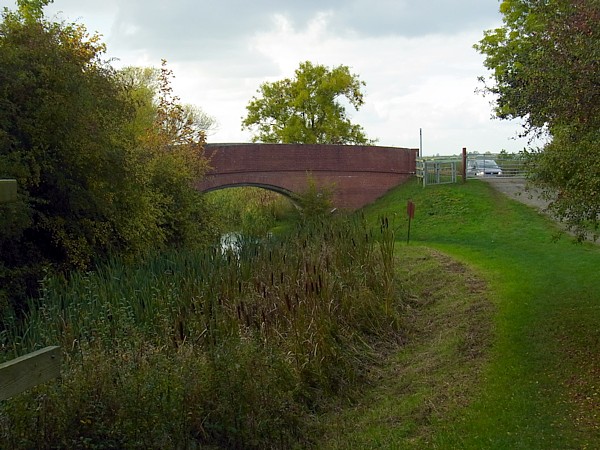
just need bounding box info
[2,214,402,448]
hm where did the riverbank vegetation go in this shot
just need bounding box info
[1,213,401,448]
[3,177,600,448]
[205,187,293,238]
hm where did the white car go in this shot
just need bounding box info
[467,159,503,177]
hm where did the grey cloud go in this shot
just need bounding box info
[41,0,501,66]
[328,0,500,37]
[104,0,500,59]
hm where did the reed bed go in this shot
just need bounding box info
[0,214,401,449]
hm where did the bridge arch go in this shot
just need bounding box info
[196,143,418,210]
[202,182,297,202]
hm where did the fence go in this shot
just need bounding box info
[417,153,528,186]
[0,347,62,400]
[465,154,528,179]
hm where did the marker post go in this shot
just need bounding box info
[406,200,415,244]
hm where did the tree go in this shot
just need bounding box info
[118,65,218,142]
[0,6,214,309]
[476,0,600,239]
[242,61,375,145]
[137,60,214,248]
[117,62,217,247]
[0,5,141,277]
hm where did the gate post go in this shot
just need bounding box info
[462,148,467,182]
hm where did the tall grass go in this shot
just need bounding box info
[0,214,400,449]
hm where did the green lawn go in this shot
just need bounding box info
[319,179,600,449]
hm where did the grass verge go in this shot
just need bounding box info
[317,178,600,449]
[318,246,495,448]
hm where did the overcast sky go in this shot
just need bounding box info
[9,0,532,155]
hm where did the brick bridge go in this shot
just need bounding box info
[196,143,418,210]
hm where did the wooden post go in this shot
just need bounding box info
[1,182,62,399]
[462,147,467,182]
[0,179,17,203]
[0,346,61,400]
[406,200,415,244]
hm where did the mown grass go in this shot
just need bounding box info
[318,178,600,448]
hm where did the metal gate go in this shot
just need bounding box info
[417,153,528,187]
[416,159,458,186]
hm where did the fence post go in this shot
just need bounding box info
[462,148,467,182]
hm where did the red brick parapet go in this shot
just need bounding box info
[196,143,418,210]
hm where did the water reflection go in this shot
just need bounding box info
[220,232,242,255]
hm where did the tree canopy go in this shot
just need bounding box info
[0,4,214,309]
[242,61,374,145]
[476,0,600,239]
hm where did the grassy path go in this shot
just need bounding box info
[319,179,600,449]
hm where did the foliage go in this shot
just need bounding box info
[476,0,600,131]
[530,126,600,240]
[117,62,218,247]
[0,214,401,448]
[135,60,215,249]
[293,174,336,223]
[117,64,218,142]
[0,7,139,299]
[13,0,52,22]
[475,0,600,237]
[0,7,214,310]
[205,187,293,237]
[242,61,375,145]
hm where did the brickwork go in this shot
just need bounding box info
[195,143,418,210]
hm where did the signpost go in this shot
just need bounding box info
[407,200,415,244]
[0,179,17,203]
[462,147,467,183]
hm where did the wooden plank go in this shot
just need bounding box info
[0,179,17,203]
[0,346,61,400]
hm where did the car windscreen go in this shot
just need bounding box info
[476,160,500,168]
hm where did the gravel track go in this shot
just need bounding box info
[482,177,551,212]
[483,177,598,243]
